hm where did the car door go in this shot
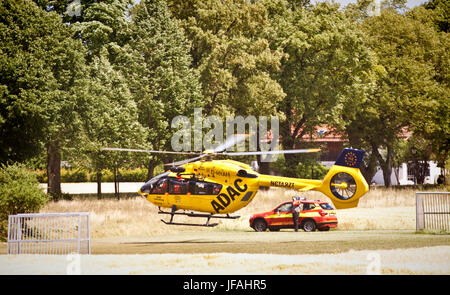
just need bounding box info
[271,202,293,226]
[299,203,316,218]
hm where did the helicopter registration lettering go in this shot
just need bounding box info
[211,179,247,213]
[211,168,230,178]
[270,180,294,189]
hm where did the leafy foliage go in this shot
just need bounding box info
[170,0,285,117]
[345,8,449,186]
[266,1,373,176]
[0,163,48,240]
[271,155,329,179]
[117,0,204,174]
[0,0,447,190]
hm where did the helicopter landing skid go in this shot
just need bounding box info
[158,207,240,227]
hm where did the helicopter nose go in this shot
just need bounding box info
[137,188,149,200]
[139,182,152,194]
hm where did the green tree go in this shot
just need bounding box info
[408,6,450,170]
[266,1,373,176]
[169,0,285,118]
[63,0,149,195]
[69,0,134,60]
[0,0,53,164]
[0,0,94,196]
[169,0,287,175]
[119,0,204,177]
[81,49,148,198]
[346,9,447,186]
[424,0,449,33]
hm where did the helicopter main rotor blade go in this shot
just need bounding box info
[220,148,321,156]
[99,147,201,155]
[164,154,209,167]
[213,134,248,153]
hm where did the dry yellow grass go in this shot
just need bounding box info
[39,187,434,238]
[2,187,447,275]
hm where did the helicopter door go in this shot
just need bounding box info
[168,178,188,194]
[193,181,222,195]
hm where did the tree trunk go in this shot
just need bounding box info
[360,151,378,185]
[382,160,393,188]
[47,140,62,196]
[256,122,273,175]
[97,171,102,200]
[373,143,393,187]
[147,158,158,180]
[415,160,429,184]
[394,167,400,186]
[113,165,119,200]
[279,119,299,178]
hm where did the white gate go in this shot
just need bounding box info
[7,212,90,255]
[416,192,449,232]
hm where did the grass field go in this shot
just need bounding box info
[1,230,449,274]
[38,186,428,237]
[1,187,449,275]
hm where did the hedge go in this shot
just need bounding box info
[36,168,149,183]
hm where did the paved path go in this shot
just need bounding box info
[39,182,144,194]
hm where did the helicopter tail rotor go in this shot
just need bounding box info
[318,148,369,209]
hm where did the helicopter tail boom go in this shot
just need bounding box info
[257,148,369,209]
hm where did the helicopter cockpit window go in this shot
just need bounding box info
[140,172,170,194]
[150,178,168,194]
[168,178,188,195]
[193,181,222,195]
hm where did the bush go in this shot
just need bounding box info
[295,162,329,179]
[271,156,329,179]
[61,169,88,183]
[35,169,47,183]
[0,163,49,240]
[37,168,150,183]
[89,169,148,182]
[118,169,148,182]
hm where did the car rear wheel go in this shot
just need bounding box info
[302,220,316,232]
[252,219,267,232]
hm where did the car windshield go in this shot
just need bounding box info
[319,203,334,210]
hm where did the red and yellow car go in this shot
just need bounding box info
[249,200,338,232]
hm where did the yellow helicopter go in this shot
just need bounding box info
[101,135,369,227]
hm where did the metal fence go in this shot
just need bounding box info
[7,212,90,255]
[416,192,449,232]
